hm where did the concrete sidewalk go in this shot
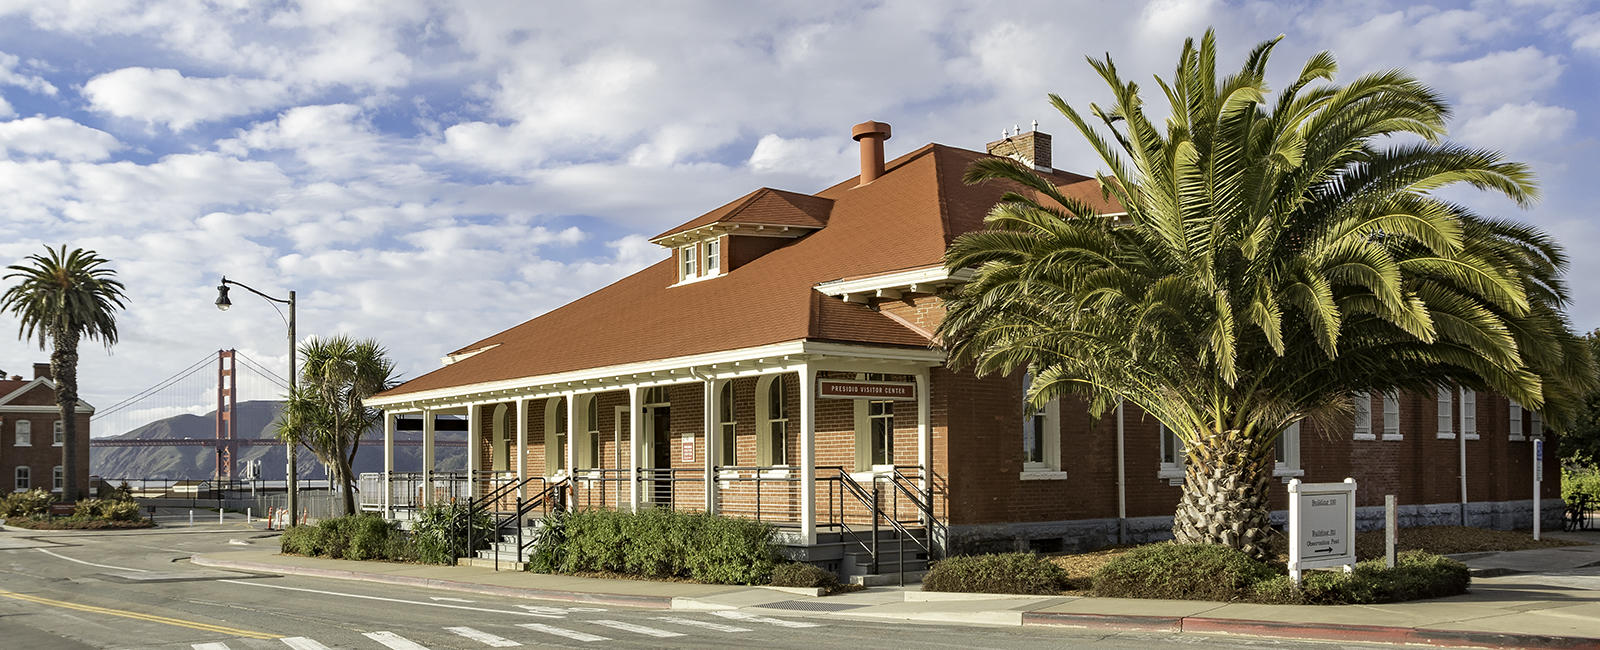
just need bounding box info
[192,539,1600,649]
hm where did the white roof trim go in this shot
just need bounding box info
[442,343,501,366]
[815,266,974,298]
[0,377,94,411]
[651,222,818,247]
[368,339,944,410]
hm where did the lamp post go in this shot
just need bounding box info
[215,276,298,525]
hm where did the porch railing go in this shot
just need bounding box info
[713,465,802,526]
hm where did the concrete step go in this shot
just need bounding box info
[461,556,526,570]
[849,569,928,586]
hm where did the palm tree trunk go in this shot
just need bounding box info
[338,454,357,516]
[51,331,81,502]
[1171,430,1275,561]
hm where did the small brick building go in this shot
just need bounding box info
[1,363,92,498]
[368,122,1560,570]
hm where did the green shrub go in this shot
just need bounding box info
[770,563,839,590]
[411,503,494,565]
[73,498,144,522]
[346,516,401,561]
[281,524,320,556]
[1,488,56,518]
[922,553,1069,595]
[1091,543,1278,601]
[529,508,778,585]
[1563,466,1600,505]
[1251,551,1469,604]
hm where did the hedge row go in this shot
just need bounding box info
[529,508,780,585]
[281,515,414,562]
[922,543,1470,605]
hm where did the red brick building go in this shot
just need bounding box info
[1,363,92,497]
[368,122,1560,574]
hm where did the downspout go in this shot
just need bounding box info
[1116,399,1127,545]
[1459,385,1468,527]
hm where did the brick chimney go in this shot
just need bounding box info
[33,362,51,380]
[986,124,1052,172]
[851,121,892,186]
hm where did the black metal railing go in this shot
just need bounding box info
[712,465,801,525]
[494,478,571,571]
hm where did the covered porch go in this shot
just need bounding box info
[367,341,945,571]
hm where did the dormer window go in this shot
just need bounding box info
[680,244,698,280]
[704,239,720,275]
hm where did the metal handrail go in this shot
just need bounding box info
[817,466,931,586]
[888,466,944,559]
[496,478,570,571]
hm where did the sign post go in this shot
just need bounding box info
[1288,478,1358,585]
[1534,438,1543,541]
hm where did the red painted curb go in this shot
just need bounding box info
[190,555,676,609]
[1025,611,1600,649]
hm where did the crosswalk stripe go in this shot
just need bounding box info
[363,631,431,650]
[192,644,229,650]
[280,638,332,650]
[712,610,822,628]
[651,616,751,633]
[589,619,685,638]
[516,623,609,642]
[444,626,522,647]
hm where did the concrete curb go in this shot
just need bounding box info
[1024,612,1600,649]
[190,554,676,610]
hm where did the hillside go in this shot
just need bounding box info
[91,400,467,480]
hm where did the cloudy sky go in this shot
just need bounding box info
[0,0,1594,435]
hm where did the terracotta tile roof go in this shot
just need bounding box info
[379,143,1121,399]
[651,188,833,241]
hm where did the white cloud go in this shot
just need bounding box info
[0,117,119,161]
[1414,47,1565,107]
[1456,102,1579,154]
[1570,13,1600,54]
[748,134,853,178]
[0,50,56,95]
[82,67,289,130]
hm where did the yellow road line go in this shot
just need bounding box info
[0,588,279,640]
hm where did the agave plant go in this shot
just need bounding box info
[939,30,1593,559]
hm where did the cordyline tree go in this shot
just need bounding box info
[1,246,127,502]
[276,335,397,516]
[938,30,1594,560]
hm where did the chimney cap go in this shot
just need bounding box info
[851,121,891,141]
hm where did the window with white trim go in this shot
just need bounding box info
[761,376,789,466]
[1275,423,1302,476]
[51,466,62,492]
[14,466,28,492]
[580,396,600,469]
[1159,423,1184,479]
[718,382,736,466]
[1462,390,1477,439]
[1353,392,1373,440]
[1509,400,1524,441]
[1021,370,1060,471]
[53,420,63,446]
[15,420,30,447]
[1531,410,1544,438]
[704,239,721,276]
[1382,391,1401,439]
[545,397,568,475]
[1436,386,1454,438]
[868,400,894,467]
[679,244,698,281]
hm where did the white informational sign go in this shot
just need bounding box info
[1288,478,1358,584]
[681,433,694,463]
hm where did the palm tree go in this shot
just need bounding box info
[276,335,397,516]
[1,246,127,502]
[938,30,1594,560]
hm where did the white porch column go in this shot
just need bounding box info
[467,403,480,501]
[422,409,435,507]
[564,392,579,511]
[915,369,932,527]
[704,377,717,513]
[628,385,641,512]
[516,398,528,499]
[382,411,395,518]
[799,364,817,545]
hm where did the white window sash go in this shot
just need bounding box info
[1353,392,1373,439]
[1436,387,1453,438]
[1462,390,1477,439]
[1382,391,1401,439]
[1509,401,1524,441]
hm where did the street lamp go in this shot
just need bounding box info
[215,276,298,525]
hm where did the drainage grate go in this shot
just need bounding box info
[757,600,867,612]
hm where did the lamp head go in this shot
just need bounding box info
[215,282,232,311]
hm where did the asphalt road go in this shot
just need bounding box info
[0,519,1395,649]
